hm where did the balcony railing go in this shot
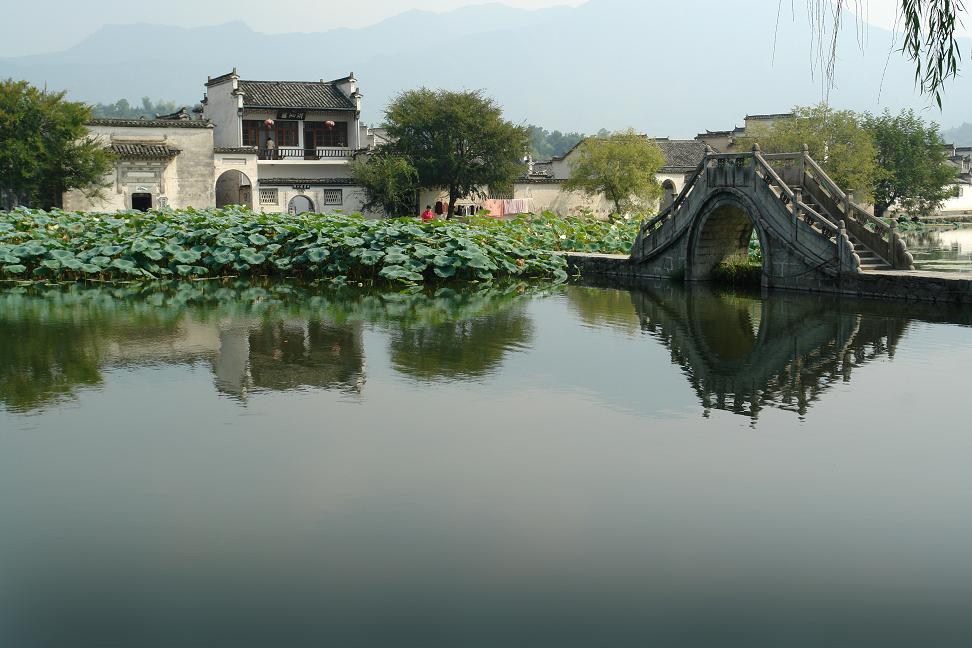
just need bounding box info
[259,147,352,161]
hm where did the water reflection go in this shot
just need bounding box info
[0,282,537,413]
[902,224,972,272]
[570,281,972,421]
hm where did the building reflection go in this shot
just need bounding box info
[0,288,367,412]
[0,283,539,412]
[214,319,365,398]
[628,283,912,420]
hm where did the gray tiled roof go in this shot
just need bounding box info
[238,80,356,111]
[656,139,707,171]
[89,118,213,129]
[109,143,181,158]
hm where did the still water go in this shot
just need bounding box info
[2,280,972,647]
[903,224,972,272]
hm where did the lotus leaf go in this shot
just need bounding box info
[306,247,330,263]
[2,264,26,274]
[379,265,424,283]
[358,249,384,265]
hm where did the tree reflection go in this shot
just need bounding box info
[389,309,532,381]
[0,282,539,412]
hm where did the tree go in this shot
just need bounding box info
[90,97,184,119]
[525,124,585,159]
[384,88,528,217]
[562,129,665,216]
[738,104,879,201]
[350,151,419,216]
[0,79,114,209]
[862,109,957,217]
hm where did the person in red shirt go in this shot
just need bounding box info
[420,205,434,222]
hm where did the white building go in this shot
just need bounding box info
[202,69,372,215]
[62,109,216,212]
[506,138,708,218]
[65,70,376,215]
[940,145,972,214]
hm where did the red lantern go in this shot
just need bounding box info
[264,119,274,128]
[325,120,335,130]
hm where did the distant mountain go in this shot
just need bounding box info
[2,0,969,137]
[942,123,972,147]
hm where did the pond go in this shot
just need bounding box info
[2,280,972,647]
[902,224,972,272]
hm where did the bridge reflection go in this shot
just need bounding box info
[628,283,911,419]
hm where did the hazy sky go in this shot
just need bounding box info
[2,0,967,58]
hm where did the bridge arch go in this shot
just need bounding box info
[685,189,769,283]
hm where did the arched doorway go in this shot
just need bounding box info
[660,180,677,210]
[288,195,314,214]
[687,195,766,281]
[215,170,253,208]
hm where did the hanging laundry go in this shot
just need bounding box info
[481,200,505,218]
[503,198,531,215]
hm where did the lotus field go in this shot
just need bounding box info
[0,208,640,284]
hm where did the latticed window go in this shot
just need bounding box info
[322,189,342,205]
[259,188,279,205]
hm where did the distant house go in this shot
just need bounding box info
[503,137,708,218]
[940,145,972,214]
[202,69,371,215]
[62,110,216,212]
[694,113,794,152]
[65,69,376,215]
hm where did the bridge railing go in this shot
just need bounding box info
[634,146,869,273]
[752,148,858,272]
[801,153,914,269]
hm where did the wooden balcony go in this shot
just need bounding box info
[259,147,352,161]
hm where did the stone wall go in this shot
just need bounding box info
[565,252,972,305]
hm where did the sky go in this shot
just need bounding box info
[4,0,968,58]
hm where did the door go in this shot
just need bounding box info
[131,193,153,211]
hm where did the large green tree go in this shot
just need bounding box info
[384,88,528,217]
[562,129,666,216]
[862,109,957,217]
[738,104,879,200]
[350,150,419,216]
[0,79,113,209]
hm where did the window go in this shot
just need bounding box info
[242,120,262,147]
[305,121,349,148]
[259,188,279,205]
[322,189,342,205]
[274,121,299,147]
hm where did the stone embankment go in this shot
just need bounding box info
[564,252,972,305]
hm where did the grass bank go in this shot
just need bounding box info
[0,208,640,285]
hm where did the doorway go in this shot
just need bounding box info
[131,193,153,211]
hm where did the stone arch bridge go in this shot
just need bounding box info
[630,147,915,291]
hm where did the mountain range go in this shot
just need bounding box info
[2,0,970,137]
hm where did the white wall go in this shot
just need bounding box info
[63,123,216,211]
[939,182,972,213]
[203,77,242,148]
